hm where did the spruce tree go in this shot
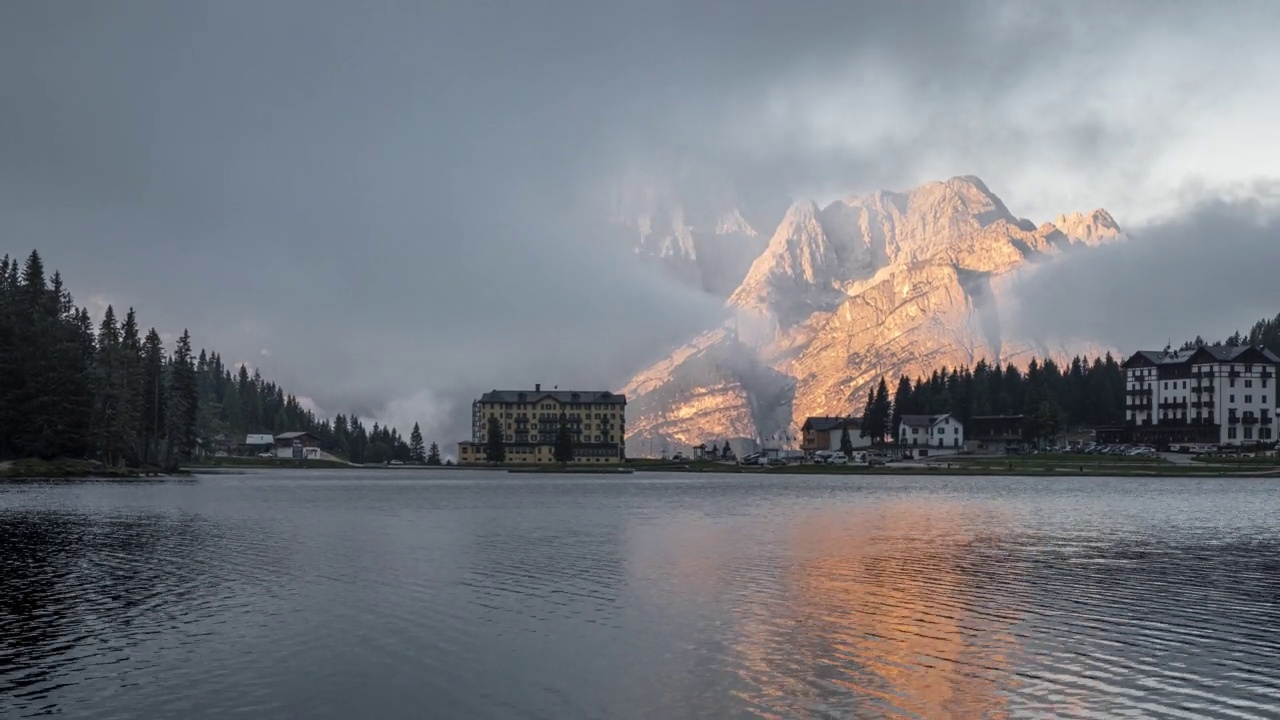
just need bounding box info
[891,375,912,441]
[553,412,575,466]
[871,377,892,444]
[165,330,199,466]
[484,415,505,464]
[859,388,875,440]
[839,425,854,455]
[426,442,441,466]
[409,422,426,462]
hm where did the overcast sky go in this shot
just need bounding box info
[3,1,1279,441]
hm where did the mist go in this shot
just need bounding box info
[3,0,1280,444]
[1006,191,1280,353]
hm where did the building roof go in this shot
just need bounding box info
[1124,345,1280,369]
[275,431,320,441]
[900,413,952,428]
[478,389,626,405]
[245,433,275,445]
[801,416,861,432]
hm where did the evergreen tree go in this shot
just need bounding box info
[165,330,199,466]
[140,328,166,464]
[859,388,875,440]
[871,377,892,444]
[409,422,426,462]
[426,442,441,466]
[484,415,505,464]
[553,412,575,466]
[891,375,912,441]
[839,425,854,455]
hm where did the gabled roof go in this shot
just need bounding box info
[275,431,319,441]
[802,416,861,432]
[245,433,274,445]
[1124,345,1280,369]
[900,413,951,428]
[479,389,626,405]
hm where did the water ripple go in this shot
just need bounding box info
[0,473,1277,718]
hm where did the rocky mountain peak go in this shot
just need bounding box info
[1052,208,1123,246]
[621,175,1124,455]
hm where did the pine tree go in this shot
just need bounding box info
[839,425,854,455]
[409,422,426,463]
[140,328,166,465]
[165,330,199,466]
[859,388,875,440]
[553,412,575,466]
[426,442,441,466]
[484,415,505,464]
[871,377,892,445]
[891,375,912,441]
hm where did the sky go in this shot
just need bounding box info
[3,0,1280,442]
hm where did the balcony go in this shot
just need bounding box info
[1243,414,1260,425]
[1263,415,1274,426]
[1126,387,1152,397]
[1263,370,1274,380]
[1158,400,1183,409]
[1228,414,1240,425]
[1195,384,1214,393]
[1229,370,1241,379]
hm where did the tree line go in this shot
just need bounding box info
[0,250,442,468]
[857,354,1127,445]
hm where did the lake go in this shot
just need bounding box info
[2,471,1278,718]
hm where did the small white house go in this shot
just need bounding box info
[898,413,965,450]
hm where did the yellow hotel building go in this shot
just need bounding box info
[457,384,626,465]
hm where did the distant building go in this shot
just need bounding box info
[898,413,964,450]
[1121,345,1279,447]
[965,415,1026,454]
[457,384,626,465]
[274,431,322,459]
[800,416,867,454]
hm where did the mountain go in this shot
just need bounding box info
[621,176,1120,454]
[608,167,783,297]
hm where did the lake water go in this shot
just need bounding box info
[2,471,1278,719]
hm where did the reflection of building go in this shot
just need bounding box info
[457,384,627,464]
[1122,345,1279,447]
[898,413,964,450]
[800,416,867,454]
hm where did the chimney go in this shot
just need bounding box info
[535,383,541,392]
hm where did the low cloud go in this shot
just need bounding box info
[1005,190,1280,352]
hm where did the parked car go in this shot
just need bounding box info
[257,451,274,459]
[826,452,849,465]
[738,452,765,466]
[388,459,405,466]
[765,457,787,466]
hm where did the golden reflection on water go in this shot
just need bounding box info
[636,500,1031,718]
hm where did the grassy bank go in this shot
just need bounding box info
[1,457,163,479]
[187,456,353,470]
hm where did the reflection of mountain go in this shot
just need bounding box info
[724,502,1023,718]
[620,176,1122,453]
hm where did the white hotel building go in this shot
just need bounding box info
[1122,345,1280,447]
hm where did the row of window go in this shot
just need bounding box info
[1227,427,1274,440]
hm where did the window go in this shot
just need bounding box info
[1228,427,1238,440]
[1245,427,1254,440]
[1265,396,1269,404]
[1183,381,1187,389]
[1246,395,1253,403]
[1231,379,1236,387]
[1246,379,1253,388]
[1231,395,1236,403]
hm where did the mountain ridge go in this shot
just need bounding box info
[620,176,1121,454]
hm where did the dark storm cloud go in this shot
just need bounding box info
[1005,190,1280,351]
[2,0,1279,440]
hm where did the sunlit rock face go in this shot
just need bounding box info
[620,176,1120,456]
